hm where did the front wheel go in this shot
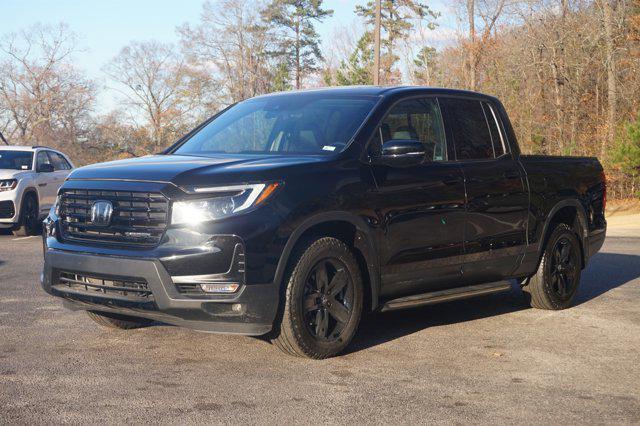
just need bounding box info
[272,237,363,359]
[12,194,39,236]
[522,223,582,310]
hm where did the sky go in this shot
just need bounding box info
[3,0,458,112]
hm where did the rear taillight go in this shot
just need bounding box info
[600,170,607,212]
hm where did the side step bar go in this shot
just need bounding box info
[380,281,512,312]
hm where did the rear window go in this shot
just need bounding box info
[49,152,72,170]
[440,98,494,160]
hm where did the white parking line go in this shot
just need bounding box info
[12,236,38,241]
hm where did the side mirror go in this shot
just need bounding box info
[38,163,54,173]
[375,139,426,167]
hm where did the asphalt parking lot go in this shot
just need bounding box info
[1,217,639,424]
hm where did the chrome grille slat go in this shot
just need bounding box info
[59,189,169,247]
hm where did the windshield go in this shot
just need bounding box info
[173,94,378,156]
[0,151,33,170]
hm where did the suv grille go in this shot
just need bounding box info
[0,200,15,219]
[59,189,169,247]
[55,271,152,300]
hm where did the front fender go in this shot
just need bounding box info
[273,211,381,310]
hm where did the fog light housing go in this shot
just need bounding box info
[199,283,239,294]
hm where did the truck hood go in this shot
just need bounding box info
[67,154,329,187]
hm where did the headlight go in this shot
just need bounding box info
[0,179,17,191]
[51,195,61,216]
[171,182,281,225]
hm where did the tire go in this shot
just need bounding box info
[12,193,40,237]
[86,311,154,330]
[272,237,364,359]
[523,223,582,310]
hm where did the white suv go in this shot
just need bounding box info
[0,146,74,236]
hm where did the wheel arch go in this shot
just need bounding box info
[273,211,381,312]
[538,199,589,267]
[18,187,39,219]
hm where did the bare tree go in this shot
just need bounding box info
[462,0,507,91]
[0,23,95,153]
[178,0,276,104]
[597,0,619,155]
[104,40,199,153]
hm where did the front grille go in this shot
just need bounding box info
[0,200,15,219]
[59,189,169,247]
[55,270,152,300]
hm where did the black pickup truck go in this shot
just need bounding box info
[41,86,606,358]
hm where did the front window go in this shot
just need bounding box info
[36,151,52,170]
[173,94,379,156]
[0,151,33,170]
[369,98,447,162]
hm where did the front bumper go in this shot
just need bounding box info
[0,189,19,225]
[41,247,279,335]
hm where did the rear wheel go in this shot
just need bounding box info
[86,311,154,330]
[523,223,582,310]
[12,194,39,236]
[272,237,363,359]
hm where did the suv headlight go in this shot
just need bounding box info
[0,179,17,191]
[171,182,281,225]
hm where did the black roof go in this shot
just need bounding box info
[254,85,495,100]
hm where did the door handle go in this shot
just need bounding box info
[38,183,47,187]
[504,170,520,179]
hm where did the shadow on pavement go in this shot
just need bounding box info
[574,252,640,305]
[347,252,640,355]
[347,286,526,355]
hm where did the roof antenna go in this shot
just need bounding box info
[0,131,8,145]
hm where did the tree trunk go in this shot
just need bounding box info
[600,0,618,158]
[467,0,476,91]
[295,14,301,90]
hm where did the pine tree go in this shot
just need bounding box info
[612,115,640,196]
[355,0,439,84]
[335,33,374,86]
[413,45,437,85]
[272,61,292,92]
[262,0,333,89]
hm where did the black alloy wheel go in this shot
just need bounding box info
[522,223,582,310]
[272,237,363,359]
[12,195,39,236]
[302,258,354,342]
[549,237,579,302]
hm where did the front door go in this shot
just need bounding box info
[34,151,58,213]
[439,97,528,283]
[368,97,466,298]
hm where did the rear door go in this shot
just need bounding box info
[439,97,528,283]
[48,151,73,190]
[369,97,466,297]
